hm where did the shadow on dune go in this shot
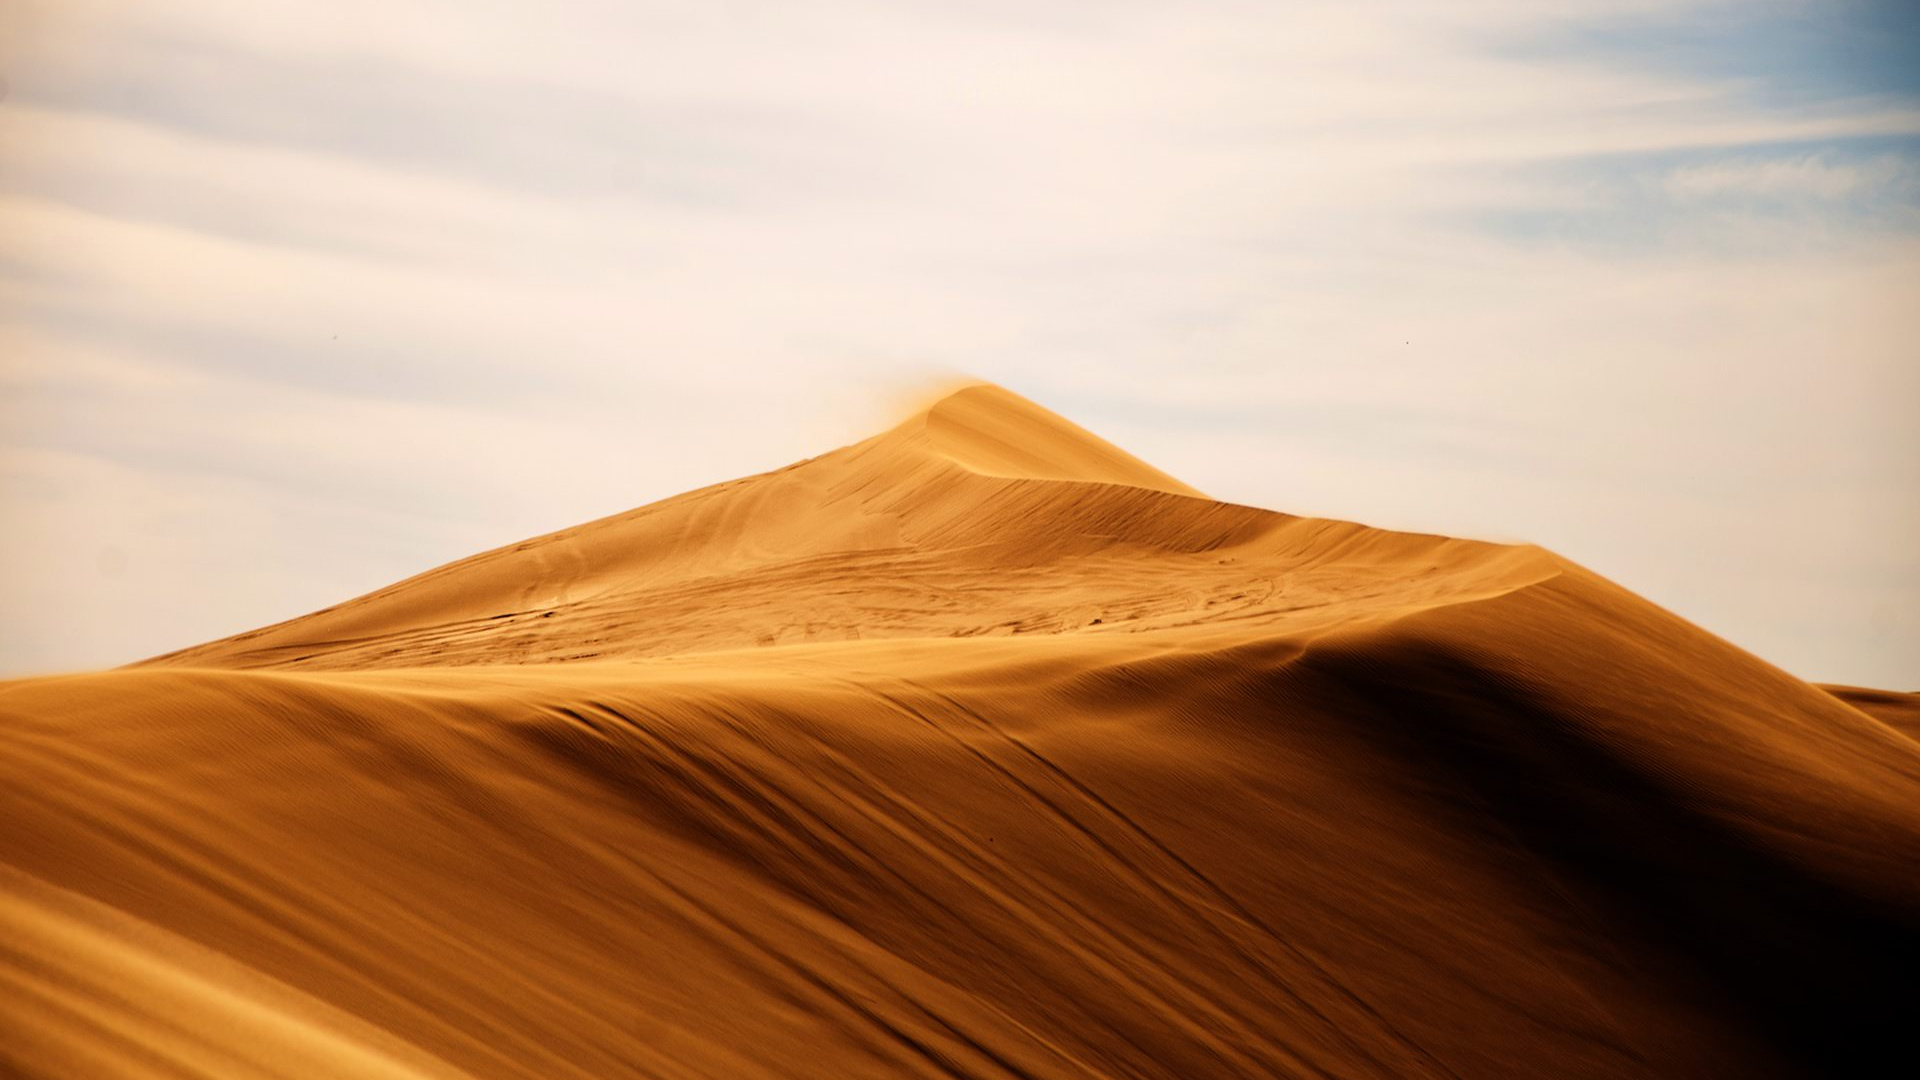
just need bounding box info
[1280,596,1920,1076]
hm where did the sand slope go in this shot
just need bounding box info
[142,385,1550,671]
[5,385,1917,1079]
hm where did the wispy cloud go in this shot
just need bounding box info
[1662,152,1911,200]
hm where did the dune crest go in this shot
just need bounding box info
[139,385,1550,671]
[5,383,1916,1079]
[904,382,1206,496]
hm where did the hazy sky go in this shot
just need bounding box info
[2,0,1916,686]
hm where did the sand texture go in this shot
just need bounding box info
[5,385,1917,1078]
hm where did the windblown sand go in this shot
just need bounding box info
[4,385,1916,1078]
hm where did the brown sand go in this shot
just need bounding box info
[4,384,1916,1078]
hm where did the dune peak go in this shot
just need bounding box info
[899,382,1205,498]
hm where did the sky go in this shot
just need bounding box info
[1,0,1916,686]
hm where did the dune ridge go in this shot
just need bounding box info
[5,384,1917,1079]
[140,384,1552,671]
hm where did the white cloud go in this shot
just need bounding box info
[1664,154,1911,200]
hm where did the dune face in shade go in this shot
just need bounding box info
[3,385,1917,1080]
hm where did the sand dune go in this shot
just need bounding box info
[4,384,1916,1078]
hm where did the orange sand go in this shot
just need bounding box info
[4,385,1916,1078]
